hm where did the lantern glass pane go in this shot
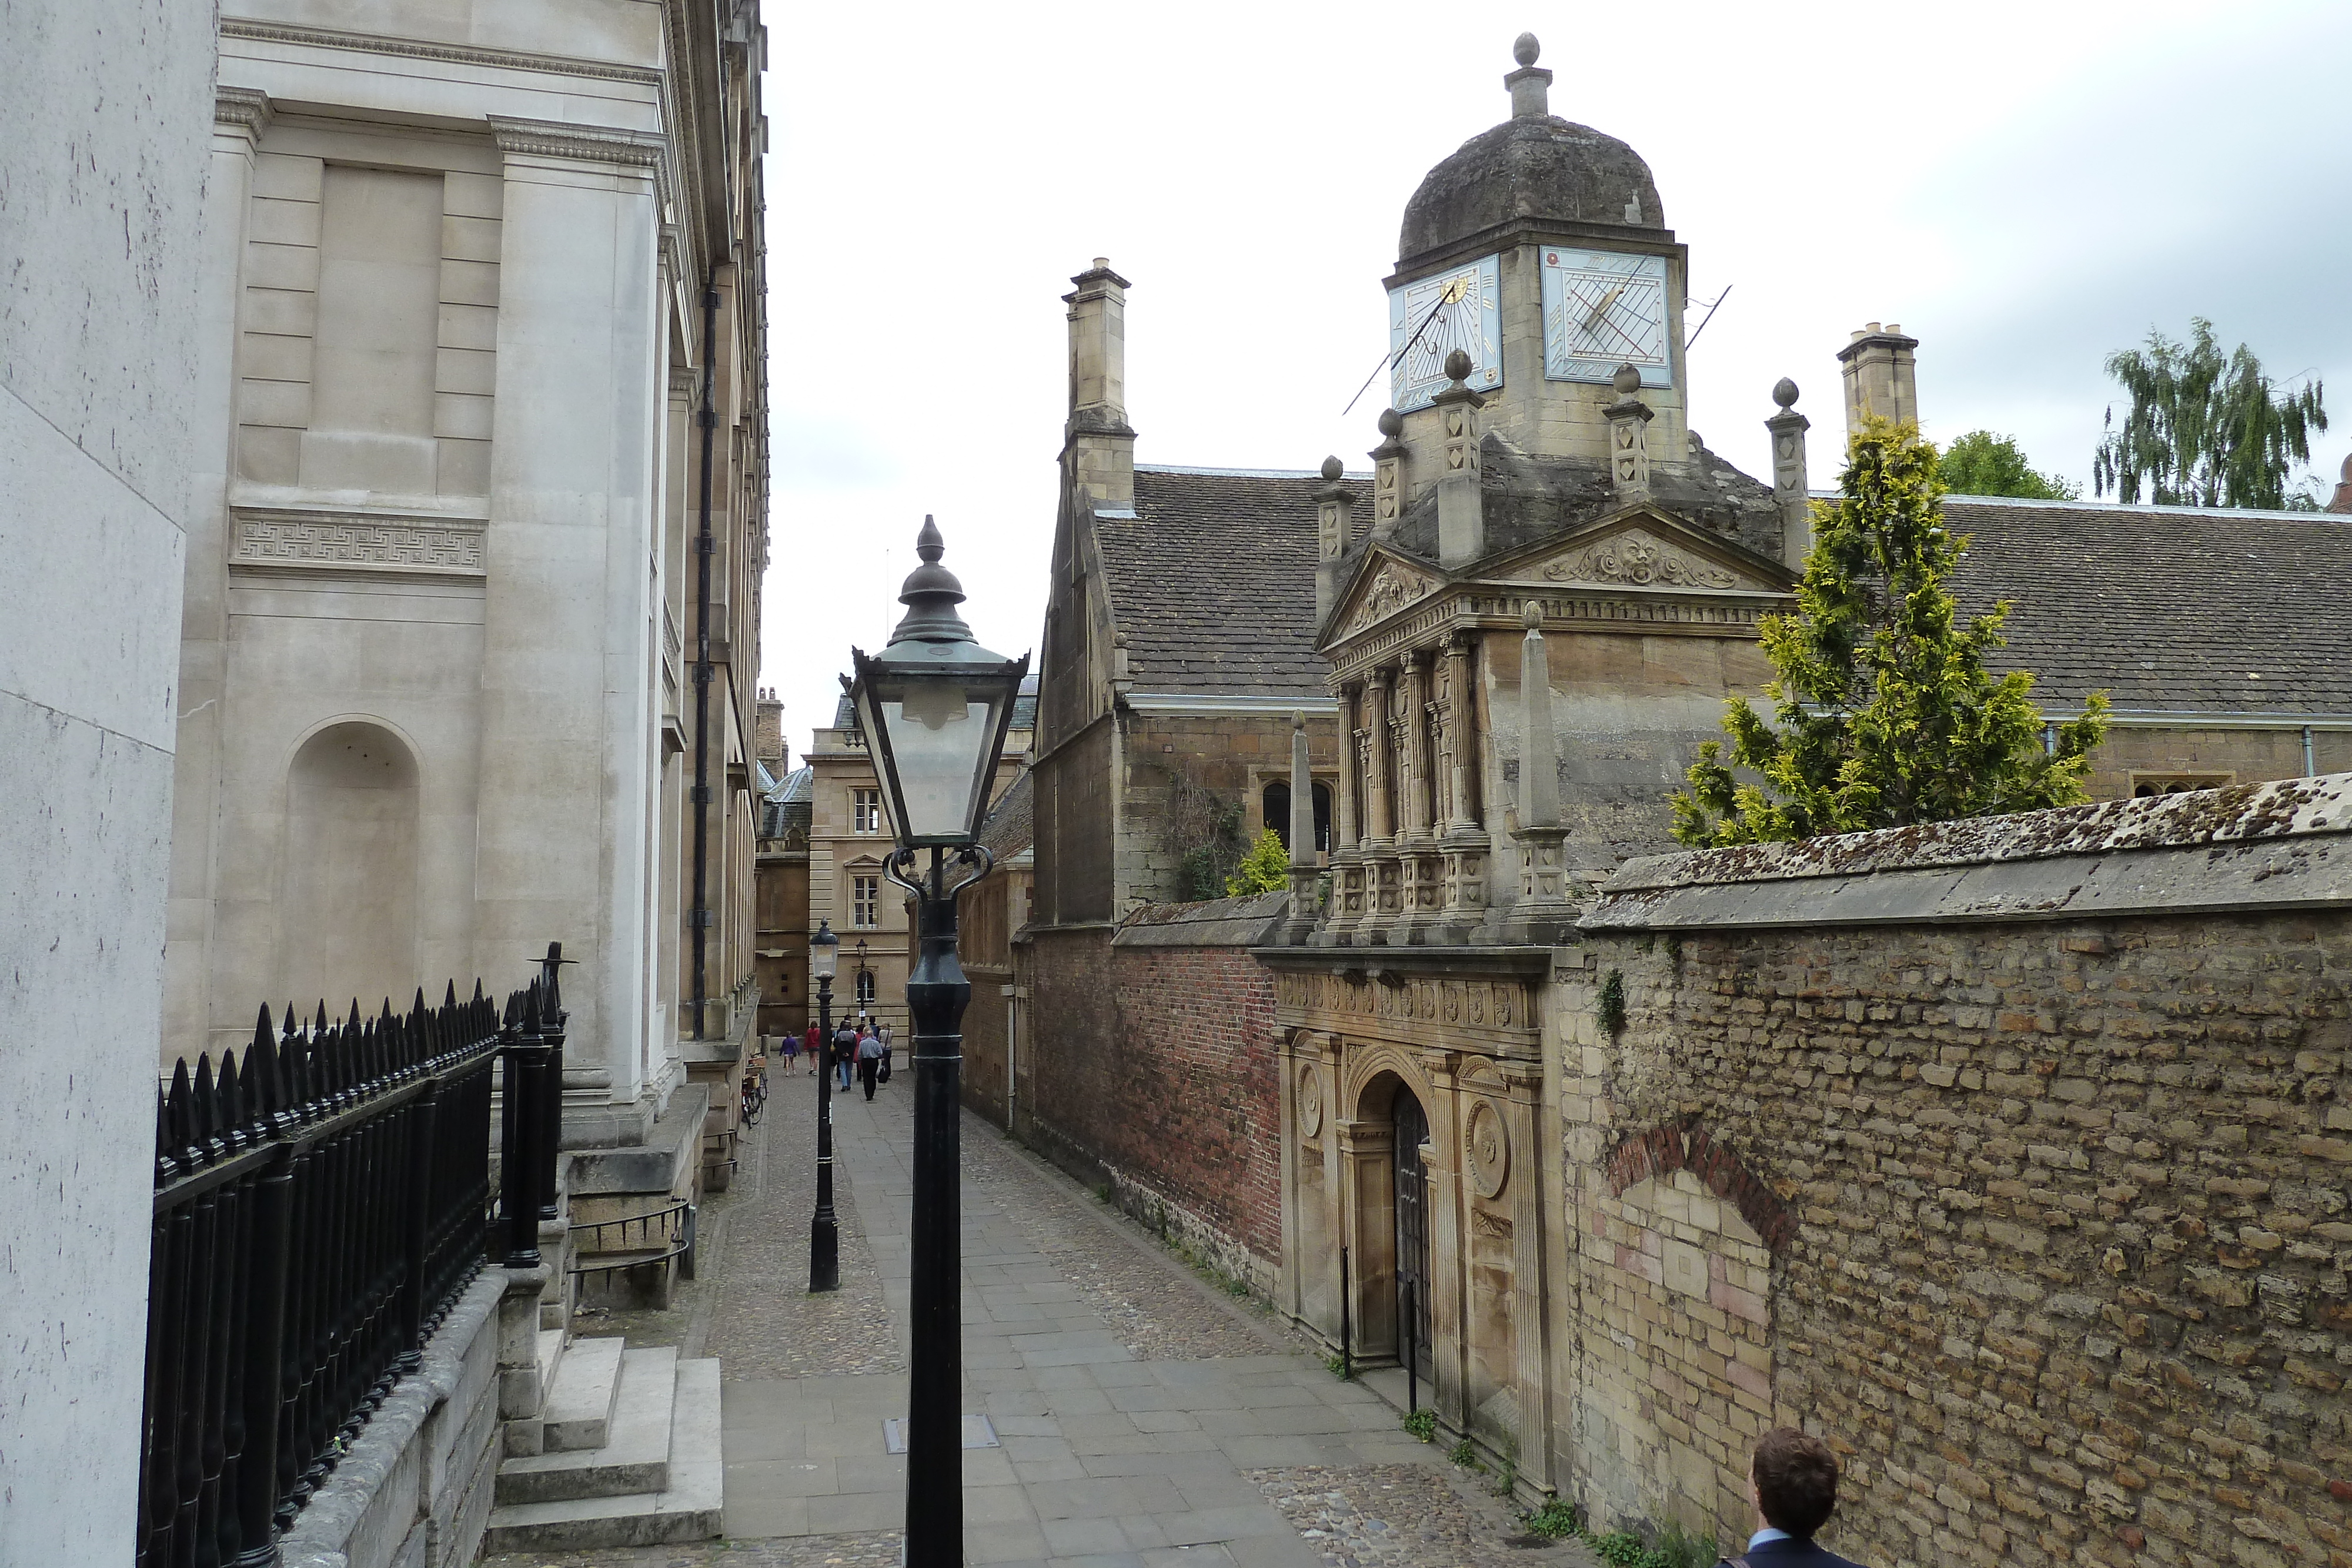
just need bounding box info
[874,679,1005,842]
[810,934,838,979]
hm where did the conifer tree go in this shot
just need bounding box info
[1672,417,2107,847]
[1225,827,1291,897]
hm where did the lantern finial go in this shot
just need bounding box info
[887,516,975,646]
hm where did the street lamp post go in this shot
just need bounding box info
[848,517,1028,1568]
[856,937,870,1025]
[808,920,840,1293]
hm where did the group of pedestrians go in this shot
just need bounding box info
[781,1014,893,1101]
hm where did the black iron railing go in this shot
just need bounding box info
[138,948,567,1568]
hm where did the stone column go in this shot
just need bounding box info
[1513,604,1572,915]
[478,119,666,1106]
[1766,377,1812,570]
[1369,408,1406,543]
[1364,666,1394,848]
[1502,1060,1552,1495]
[1401,651,1432,844]
[1434,353,1486,568]
[1439,633,1488,925]
[164,88,271,1059]
[1419,1051,1467,1432]
[1286,713,1319,938]
[1328,683,1365,941]
[1315,456,1354,631]
[1605,363,1654,502]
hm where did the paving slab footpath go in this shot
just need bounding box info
[485,1065,1594,1568]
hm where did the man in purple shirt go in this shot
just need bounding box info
[1729,1427,1866,1568]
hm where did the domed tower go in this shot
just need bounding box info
[1381,35,1699,534]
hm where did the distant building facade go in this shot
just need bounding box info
[802,677,1033,1038]
[754,688,811,1041]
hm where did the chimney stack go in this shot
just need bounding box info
[755,687,785,771]
[1063,258,1137,508]
[1837,322,1919,434]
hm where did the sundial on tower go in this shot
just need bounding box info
[1542,248,1671,388]
[1387,254,1502,413]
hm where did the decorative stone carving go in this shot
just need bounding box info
[1471,1209,1514,1240]
[232,511,485,573]
[1298,1065,1324,1139]
[1538,530,1741,590]
[1465,1098,1509,1199]
[1272,971,1535,1040]
[1344,563,1436,635]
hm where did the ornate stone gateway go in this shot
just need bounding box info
[1267,951,1552,1486]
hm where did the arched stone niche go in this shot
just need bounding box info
[278,720,420,1012]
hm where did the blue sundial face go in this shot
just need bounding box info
[1542,248,1672,388]
[1388,255,1502,413]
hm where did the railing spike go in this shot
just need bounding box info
[167,1058,198,1173]
[218,1050,246,1151]
[445,979,459,1011]
[191,1054,221,1165]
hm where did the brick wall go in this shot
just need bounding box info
[1571,778,2352,1566]
[1011,900,1286,1284]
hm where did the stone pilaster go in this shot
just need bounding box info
[1434,352,1486,568]
[1766,376,1812,570]
[1442,634,1479,837]
[1286,713,1319,940]
[1510,604,1575,934]
[1370,407,1406,543]
[1605,363,1654,503]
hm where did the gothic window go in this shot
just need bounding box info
[853,787,882,834]
[853,874,880,928]
[2131,771,2233,798]
[1262,781,1334,856]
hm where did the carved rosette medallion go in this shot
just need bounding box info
[1465,1098,1509,1199]
[1297,1066,1324,1140]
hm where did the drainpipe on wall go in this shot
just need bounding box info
[690,276,719,1039]
[2306,725,2318,778]
[1003,983,1017,1133]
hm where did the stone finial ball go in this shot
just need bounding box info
[1521,601,1544,630]
[1513,32,1540,66]
[1773,376,1800,410]
[1320,455,1344,481]
[1378,406,1405,439]
[1444,347,1474,383]
[1611,363,1641,395]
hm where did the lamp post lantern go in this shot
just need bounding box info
[850,517,1028,1568]
[808,919,840,1293]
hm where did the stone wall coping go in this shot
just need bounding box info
[278,1266,509,1568]
[1586,774,2352,931]
[1112,891,1291,948]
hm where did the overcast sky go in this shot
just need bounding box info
[755,0,2352,761]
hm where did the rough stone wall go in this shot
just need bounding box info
[1013,905,1285,1283]
[1569,781,2352,1566]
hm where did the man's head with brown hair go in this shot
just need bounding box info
[1751,1427,1839,1538]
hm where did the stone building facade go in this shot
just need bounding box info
[753,689,813,1043]
[165,1,772,1176]
[0,0,218,1557]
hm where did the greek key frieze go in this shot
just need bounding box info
[232,512,486,574]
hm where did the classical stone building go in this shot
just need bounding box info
[166,1,772,1172]
[802,673,1033,1037]
[753,687,811,1041]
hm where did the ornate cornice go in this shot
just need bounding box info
[218,18,664,87]
[214,86,272,135]
[489,115,665,168]
[229,508,485,576]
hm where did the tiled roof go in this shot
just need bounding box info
[1095,465,1373,698]
[760,765,812,840]
[978,767,1034,858]
[1946,498,2352,714]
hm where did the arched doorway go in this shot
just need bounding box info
[1392,1088,1434,1379]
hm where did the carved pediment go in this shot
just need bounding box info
[1524,525,1774,593]
[1338,558,1444,638]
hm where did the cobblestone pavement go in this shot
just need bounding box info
[570,1068,905,1379]
[1252,1465,1598,1568]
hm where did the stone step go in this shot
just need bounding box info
[495,1346,678,1506]
[482,1356,723,1553]
[542,1335,626,1452]
[534,1326,565,1405]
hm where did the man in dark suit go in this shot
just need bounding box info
[1732,1427,1867,1567]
